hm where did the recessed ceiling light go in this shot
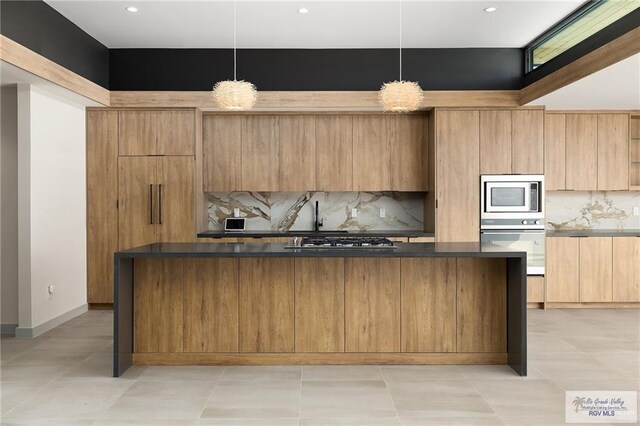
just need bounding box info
[125,6,138,13]
[484,6,497,13]
[298,8,309,14]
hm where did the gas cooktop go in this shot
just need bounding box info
[285,236,397,249]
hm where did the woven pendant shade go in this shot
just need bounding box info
[212,80,257,111]
[378,80,423,112]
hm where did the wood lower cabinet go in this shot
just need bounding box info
[87,111,118,303]
[238,258,295,353]
[183,259,239,352]
[456,258,506,353]
[613,237,640,302]
[435,110,480,242]
[546,237,580,303]
[134,258,184,353]
[345,258,401,352]
[579,237,613,302]
[295,258,345,352]
[527,276,545,304]
[401,258,456,352]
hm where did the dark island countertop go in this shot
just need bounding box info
[116,242,526,259]
[197,230,435,239]
[546,229,640,237]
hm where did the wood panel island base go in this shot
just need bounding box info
[114,243,527,377]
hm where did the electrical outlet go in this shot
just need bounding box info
[233,208,240,218]
[351,208,358,218]
[379,208,386,218]
[633,206,639,216]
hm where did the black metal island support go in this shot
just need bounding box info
[114,242,527,377]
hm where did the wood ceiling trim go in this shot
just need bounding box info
[521,26,640,105]
[0,35,110,106]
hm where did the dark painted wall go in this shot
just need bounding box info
[109,48,523,91]
[0,0,109,88]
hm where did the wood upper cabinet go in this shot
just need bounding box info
[544,114,566,191]
[316,115,353,191]
[118,156,194,250]
[566,114,598,190]
[203,115,242,192]
[512,109,544,174]
[597,114,629,190]
[546,237,580,302]
[480,110,512,174]
[87,111,119,304]
[613,237,640,302]
[435,110,480,242]
[345,258,401,352]
[579,237,613,302]
[119,110,194,156]
[390,115,427,191]
[241,116,279,191]
[279,115,316,191]
[353,115,392,191]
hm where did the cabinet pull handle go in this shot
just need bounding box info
[158,184,163,225]
[149,184,154,224]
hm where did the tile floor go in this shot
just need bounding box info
[1,308,638,425]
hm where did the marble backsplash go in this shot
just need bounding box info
[207,192,424,231]
[546,191,640,230]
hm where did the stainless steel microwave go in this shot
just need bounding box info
[481,175,544,219]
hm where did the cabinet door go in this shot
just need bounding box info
[566,114,597,190]
[613,237,640,302]
[597,114,629,190]
[203,115,242,192]
[241,116,279,191]
[456,258,506,353]
[546,237,579,302]
[279,115,316,191]
[157,110,195,156]
[184,258,239,352]
[295,258,345,352]
[315,115,353,191]
[544,114,566,190]
[512,110,544,174]
[579,237,613,302]
[87,111,119,303]
[479,110,512,174]
[390,115,427,191]
[119,111,157,156]
[436,110,480,242]
[401,258,456,352]
[134,258,184,353]
[118,156,157,250]
[157,156,194,242]
[238,258,294,352]
[527,276,545,303]
[353,115,392,191]
[345,258,400,352]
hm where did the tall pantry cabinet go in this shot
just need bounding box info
[87,109,196,304]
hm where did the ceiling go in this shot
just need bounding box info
[530,53,640,109]
[44,0,584,49]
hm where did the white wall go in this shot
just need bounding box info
[1,86,19,327]
[16,84,87,333]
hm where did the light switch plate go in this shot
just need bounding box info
[351,208,358,218]
[233,208,240,218]
[379,208,386,218]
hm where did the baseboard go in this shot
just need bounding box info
[527,302,544,309]
[15,304,88,338]
[89,303,113,310]
[1,323,18,335]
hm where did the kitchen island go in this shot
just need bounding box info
[114,242,527,377]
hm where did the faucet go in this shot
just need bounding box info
[314,201,324,231]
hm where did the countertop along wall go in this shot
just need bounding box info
[16,84,87,336]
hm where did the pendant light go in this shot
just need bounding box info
[378,0,423,112]
[212,0,257,110]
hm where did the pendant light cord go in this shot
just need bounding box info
[399,0,402,81]
[233,0,237,81]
